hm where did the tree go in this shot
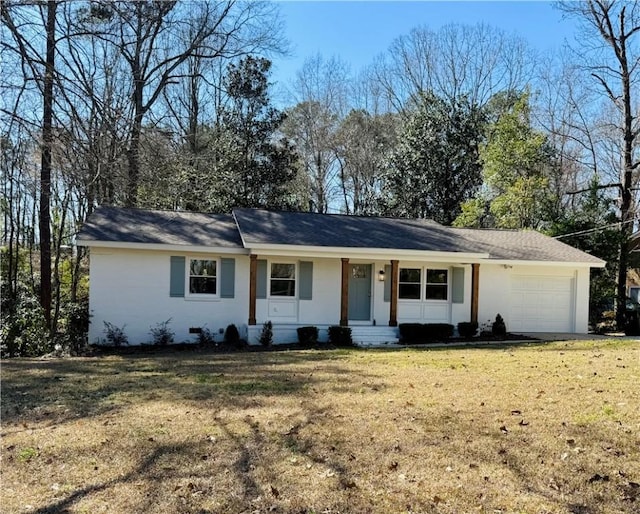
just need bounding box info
[382,92,485,224]
[80,0,285,207]
[2,0,59,331]
[372,23,534,114]
[551,178,621,325]
[558,0,640,328]
[454,92,560,230]
[334,109,398,215]
[215,56,300,211]
[282,54,350,213]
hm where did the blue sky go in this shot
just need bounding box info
[272,1,577,87]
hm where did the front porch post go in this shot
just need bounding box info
[248,254,257,325]
[471,263,480,325]
[340,258,349,326]
[389,259,399,326]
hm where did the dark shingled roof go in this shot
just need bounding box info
[233,209,604,264]
[453,227,604,264]
[78,206,604,265]
[233,208,471,252]
[77,206,243,248]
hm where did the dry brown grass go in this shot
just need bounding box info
[1,339,639,514]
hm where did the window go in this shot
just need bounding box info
[270,263,295,296]
[425,269,448,300]
[189,259,217,295]
[399,268,421,299]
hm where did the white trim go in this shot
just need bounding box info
[185,256,220,300]
[268,260,297,299]
[245,243,489,261]
[76,240,247,255]
[76,240,605,268]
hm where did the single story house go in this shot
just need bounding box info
[76,207,605,345]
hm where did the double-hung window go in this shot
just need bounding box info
[270,263,296,297]
[399,268,421,299]
[425,269,448,300]
[189,259,217,295]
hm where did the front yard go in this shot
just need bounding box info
[1,340,639,513]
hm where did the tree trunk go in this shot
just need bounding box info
[39,0,57,331]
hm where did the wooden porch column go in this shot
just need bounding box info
[471,263,480,325]
[389,259,399,326]
[248,254,257,325]
[340,258,349,326]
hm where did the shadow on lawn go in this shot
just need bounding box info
[24,400,342,513]
[0,349,370,428]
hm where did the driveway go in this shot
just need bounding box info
[517,332,640,341]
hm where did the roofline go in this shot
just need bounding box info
[76,239,247,255]
[243,243,490,260]
[76,240,606,267]
[484,259,605,268]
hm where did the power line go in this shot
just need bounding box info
[553,217,636,240]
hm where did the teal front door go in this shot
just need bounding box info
[348,264,372,321]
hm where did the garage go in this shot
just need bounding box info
[509,275,574,332]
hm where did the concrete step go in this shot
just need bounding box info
[350,326,400,345]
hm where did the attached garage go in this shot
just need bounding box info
[509,275,575,332]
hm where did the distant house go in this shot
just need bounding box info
[76,207,605,345]
[627,232,640,303]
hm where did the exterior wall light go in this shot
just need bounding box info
[378,269,386,281]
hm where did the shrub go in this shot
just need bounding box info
[457,321,478,339]
[103,321,128,346]
[197,327,216,346]
[224,324,245,349]
[0,294,51,357]
[492,314,507,337]
[297,326,318,346]
[59,300,90,355]
[424,323,454,341]
[259,321,273,347]
[150,319,174,346]
[398,323,423,343]
[624,311,640,336]
[328,325,353,346]
[399,323,453,343]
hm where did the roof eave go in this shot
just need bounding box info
[485,258,606,268]
[76,239,247,255]
[243,242,490,261]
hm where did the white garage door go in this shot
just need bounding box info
[510,275,574,332]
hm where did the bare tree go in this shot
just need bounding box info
[282,54,350,212]
[372,23,534,114]
[80,0,285,207]
[559,0,640,328]
[2,0,59,330]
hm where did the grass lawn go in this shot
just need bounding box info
[1,339,639,514]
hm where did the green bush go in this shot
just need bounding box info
[224,324,245,349]
[457,321,478,338]
[59,300,90,355]
[492,314,507,337]
[0,287,51,357]
[297,326,318,346]
[328,326,352,346]
[399,323,453,343]
[398,323,424,343]
[259,321,273,347]
[424,323,454,341]
[624,311,640,336]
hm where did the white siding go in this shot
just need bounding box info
[88,248,250,345]
[88,247,593,345]
[478,264,590,334]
